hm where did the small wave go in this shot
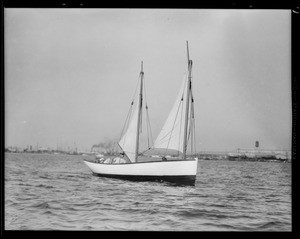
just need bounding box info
[237,220,289,231]
[36,184,55,189]
[176,209,227,219]
[226,195,253,202]
[5,199,20,207]
[208,203,228,208]
[82,225,94,230]
[57,174,88,182]
[18,183,33,187]
[202,222,241,230]
[62,173,90,179]
[19,225,30,230]
[61,205,79,211]
[5,199,16,204]
[42,210,55,215]
[265,199,281,203]
[256,221,283,230]
[120,207,159,215]
[32,202,50,209]
[64,174,77,178]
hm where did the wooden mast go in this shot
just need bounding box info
[135,61,144,162]
[183,41,192,160]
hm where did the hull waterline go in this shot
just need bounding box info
[92,173,196,185]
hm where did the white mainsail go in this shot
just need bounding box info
[153,66,191,156]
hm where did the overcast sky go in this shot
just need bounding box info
[5,9,291,152]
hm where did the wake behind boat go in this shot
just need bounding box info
[84,42,198,185]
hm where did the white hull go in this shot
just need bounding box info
[84,158,198,185]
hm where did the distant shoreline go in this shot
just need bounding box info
[4,151,290,163]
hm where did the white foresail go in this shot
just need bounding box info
[118,81,142,163]
[153,67,190,155]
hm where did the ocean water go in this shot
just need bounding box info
[5,153,291,231]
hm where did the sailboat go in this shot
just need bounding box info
[84,41,198,185]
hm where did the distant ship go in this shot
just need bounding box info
[84,42,198,185]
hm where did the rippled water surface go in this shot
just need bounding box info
[5,153,291,231]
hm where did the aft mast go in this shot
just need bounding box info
[183,41,192,160]
[135,61,144,162]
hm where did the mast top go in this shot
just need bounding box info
[141,61,143,73]
[186,41,190,62]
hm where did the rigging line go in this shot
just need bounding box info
[187,93,193,142]
[178,76,189,156]
[131,73,141,102]
[177,96,184,157]
[193,123,195,156]
[188,112,193,156]
[145,107,154,149]
[146,108,150,149]
[120,111,133,152]
[193,118,196,155]
[155,120,182,142]
[141,147,153,154]
[189,91,195,156]
[143,75,150,146]
[156,131,179,146]
[164,98,183,156]
[139,100,143,134]
[142,74,154,148]
[189,67,195,156]
[157,76,189,144]
[155,122,178,142]
[119,71,141,148]
[118,103,133,142]
[192,107,195,155]
[147,109,154,146]
[143,74,148,107]
[192,93,196,155]
[139,73,144,135]
[156,132,180,146]
[123,149,149,157]
[187,89,194,156]
[187,120,191,152]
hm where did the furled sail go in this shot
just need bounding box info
[153,66,191,156]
